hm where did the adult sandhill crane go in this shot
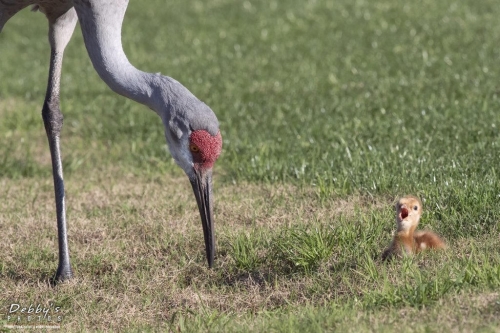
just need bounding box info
[0,0,222,281]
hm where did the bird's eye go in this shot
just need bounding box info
[190,144,200,153]
[413,205,418,210]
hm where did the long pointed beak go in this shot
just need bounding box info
[190,168,215,268]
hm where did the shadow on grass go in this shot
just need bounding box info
[1,267,57,287]
[224,270,270,288]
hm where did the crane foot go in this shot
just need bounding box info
[54,265,74,283]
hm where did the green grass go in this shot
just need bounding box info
[1,0,500,331]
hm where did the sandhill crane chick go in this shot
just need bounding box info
[382,195,445,260]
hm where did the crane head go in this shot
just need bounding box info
[186,129,222,268]
[161,97,222,268]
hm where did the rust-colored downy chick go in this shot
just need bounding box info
[382,195,445,260]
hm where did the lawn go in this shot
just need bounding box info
[1,0,500,331]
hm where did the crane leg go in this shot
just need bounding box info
[42,8,78,282]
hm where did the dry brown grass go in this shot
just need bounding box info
[0,168,498,332]
[0,167,394,330]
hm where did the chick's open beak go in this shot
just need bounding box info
[190,168,215,268]
[400,207,409,220]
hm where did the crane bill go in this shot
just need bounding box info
[190,168,215,268]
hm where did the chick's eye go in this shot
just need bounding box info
[190,144,200,153]
[413,205,418,210]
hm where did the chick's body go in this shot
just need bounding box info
[382,195,445,260]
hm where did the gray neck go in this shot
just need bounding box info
[72,0,220,137]
[73,0,156,109]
